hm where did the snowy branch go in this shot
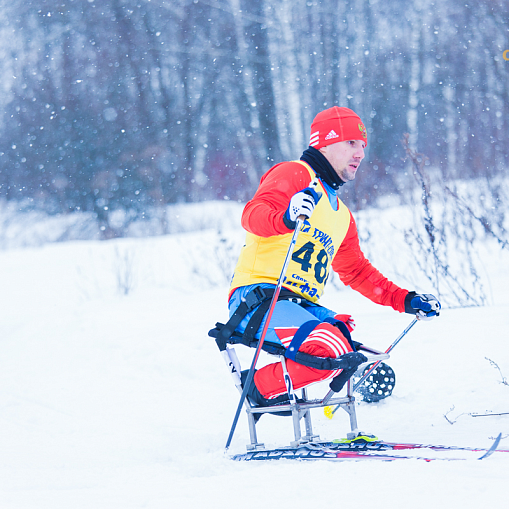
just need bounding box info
[485,357,509,387]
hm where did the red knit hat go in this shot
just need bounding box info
[309,106,367,149]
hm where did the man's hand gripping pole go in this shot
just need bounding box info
[225,178,320,450]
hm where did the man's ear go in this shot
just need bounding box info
[318,146,328,158]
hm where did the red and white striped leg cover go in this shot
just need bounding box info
[253,322,353,400]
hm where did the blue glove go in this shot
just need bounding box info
[404,292,441,321]
[283,186,322,230]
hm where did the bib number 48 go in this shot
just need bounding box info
[292,241,328,284]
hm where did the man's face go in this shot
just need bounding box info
[319,139,366,182]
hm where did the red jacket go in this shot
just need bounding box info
[241,161,408,312]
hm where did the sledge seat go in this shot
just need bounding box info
[209,323,390,451]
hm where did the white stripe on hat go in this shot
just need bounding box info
[310,131,320,146]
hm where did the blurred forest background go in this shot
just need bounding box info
[0,0,507,238]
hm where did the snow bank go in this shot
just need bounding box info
[0,202,508,508]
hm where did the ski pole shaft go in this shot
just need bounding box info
[225,179,320,450]
[352,317,418,393]
[328,317,418,415]
[225,216,307,450]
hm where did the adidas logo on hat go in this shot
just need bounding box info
[325,130,339,141]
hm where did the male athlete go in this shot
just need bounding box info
[228,106,440,406]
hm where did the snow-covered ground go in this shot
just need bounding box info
[0,204,508,508]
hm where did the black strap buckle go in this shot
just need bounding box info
[243,286,267,311]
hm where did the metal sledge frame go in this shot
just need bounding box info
[222,341,390,451]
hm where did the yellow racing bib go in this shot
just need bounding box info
[230,163,351,302]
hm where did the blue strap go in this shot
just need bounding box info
[285,320,321,361]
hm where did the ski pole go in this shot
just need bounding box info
[327,317,418,416]
[225,179,319,450]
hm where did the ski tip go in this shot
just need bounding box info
[478,432,503,460]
